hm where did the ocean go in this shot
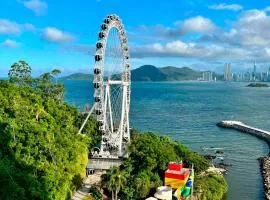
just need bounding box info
[64,80,270,200]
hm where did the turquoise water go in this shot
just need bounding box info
[64,81,270,200]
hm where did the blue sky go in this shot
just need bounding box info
[1,0,270,76]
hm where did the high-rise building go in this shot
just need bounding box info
[224,63,232,81]
[253,60,257,81]
[267,67,270,81]
[202,71,213,81]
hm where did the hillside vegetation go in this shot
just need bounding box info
[101,132,227,200]
[160,66,202,81]
[60,73,94,81]
[0,61,98,200]
[101,132,213,199]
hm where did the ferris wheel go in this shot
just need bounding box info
[79,14,131,159]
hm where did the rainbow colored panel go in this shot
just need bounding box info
[164,175,189,189]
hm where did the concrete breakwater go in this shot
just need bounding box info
[216,121,270,143]
[259,157,270,200]
[217,121,270,199]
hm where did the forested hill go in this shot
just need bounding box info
[131,65,167,81]
[132,65,203,81]
[60,65,203,81]
[160,66,202,81]
[0,61,99,200]
[60,73,94,80]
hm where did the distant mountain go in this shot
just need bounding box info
[131,65,167,81]
[60,73,93,80]
[160,66,202,81]
[60,65,204,81]
[131,65,202,81]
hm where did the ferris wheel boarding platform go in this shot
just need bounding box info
[87,158,123,170]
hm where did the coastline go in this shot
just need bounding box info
[259,157,270,200]
[65,81,270,199]
[217,120,270,199]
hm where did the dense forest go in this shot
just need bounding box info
[0,61,99,200]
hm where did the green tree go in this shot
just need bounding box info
[8,60,32,86]
[51,69,61,83]
[194,173,228,200]
[51,69,61,77]
[134,170,161,199]
[35,70,64,101]
[0,79,97,200]
[102,167,128,200]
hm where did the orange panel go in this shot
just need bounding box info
[164,176,189,189]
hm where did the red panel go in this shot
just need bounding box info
[168,163,183,171]
[165,171,189,180]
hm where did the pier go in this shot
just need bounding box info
[217,120,270,199]
[217,120,270,143]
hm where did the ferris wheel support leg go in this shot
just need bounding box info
[107,85,114,133]
[126,97,130,142]
[118,85,127,155]
[78,103,96,134]
[104,85,108,128]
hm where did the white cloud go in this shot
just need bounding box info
[0,19,21,34]
[1,39,20,48]
[239,9,266,23]
[122,7,270,64]
[180,16,217,33]
[22,0,48,16]
[131,40,251,61]
[43,27,75,43]
[131,16,217,40]
[202,9,270,47]
[0,19,36,35]
[209,3,243,11]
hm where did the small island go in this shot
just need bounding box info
[246,83,269,87]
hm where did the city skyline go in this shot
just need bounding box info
[1,0,270,76]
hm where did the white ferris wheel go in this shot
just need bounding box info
[79,14,131,159]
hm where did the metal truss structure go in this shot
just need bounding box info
[79,14,131,162]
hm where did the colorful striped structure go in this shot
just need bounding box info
[164,162,194,200]
[165,162,190,189]
[174,167,194,200]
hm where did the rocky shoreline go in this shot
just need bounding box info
[259,157,270,200]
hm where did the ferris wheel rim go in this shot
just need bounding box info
[93,14,131,139]
[94,14,130,80]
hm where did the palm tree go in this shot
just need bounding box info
[114,170,128,200]
[102,167,128,200]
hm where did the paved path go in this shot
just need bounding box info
[71,171,105,200]
[72,183,91,200]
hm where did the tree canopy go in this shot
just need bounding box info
[0,61,98,200]
[8,60,32,86]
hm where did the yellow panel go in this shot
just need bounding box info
[174,187,183,199]
[164,176,189,189]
